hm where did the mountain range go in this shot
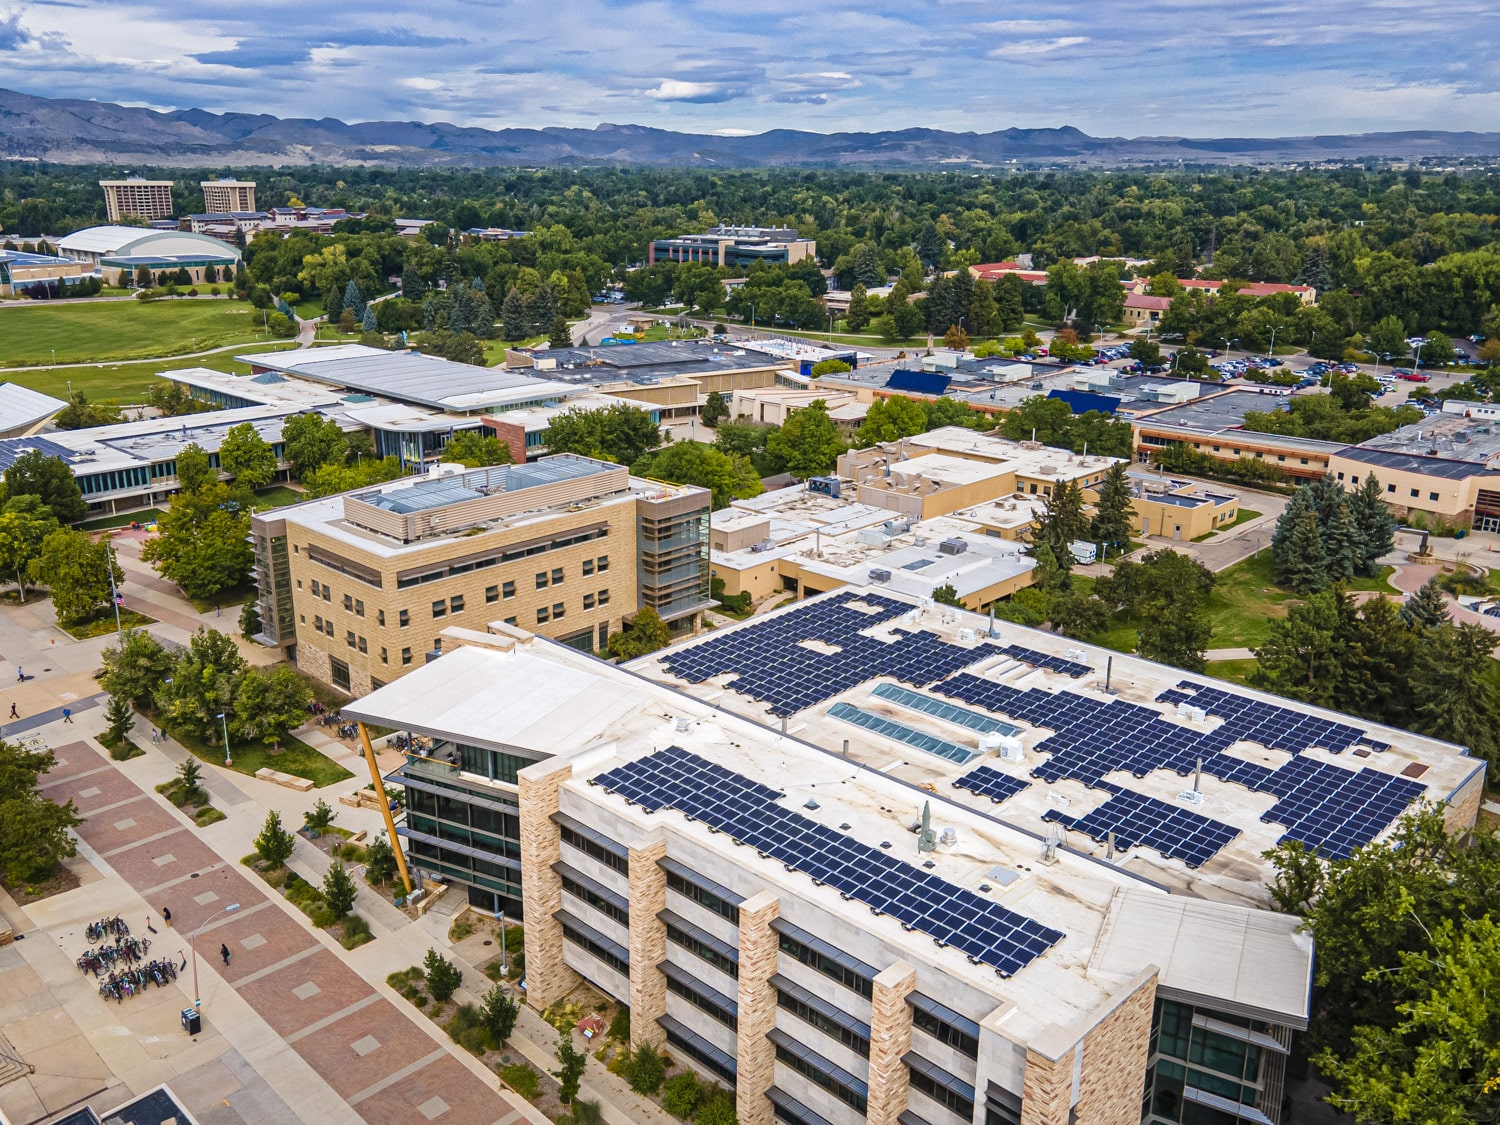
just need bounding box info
[4,88,1500,169]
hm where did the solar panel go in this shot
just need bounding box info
[1042,784,1240,867]
[869,683,1021,737]
[999,644,1091,678]
[659,592,996,716]
[828,703,980,764]
[591,748,1064,977]
[952,766,1029,805]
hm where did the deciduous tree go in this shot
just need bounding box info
[631,443,762,510]
[0,495,58,601]
[3,450,86,523]
[766,400,844,478]
[141,483,253,599]
[0,739,83,884]
[218,423,276,490]
[30,528,121,624]
[441,431,513,468]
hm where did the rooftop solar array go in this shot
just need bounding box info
[828,703,980,764]
[1257,757,1426,860]
[952,766,1029,805]
[591,747,1064,977]
[999,644,1092,679]
[935,674,1427,859]
[1042,783,1241,868]
[660,593,996,716]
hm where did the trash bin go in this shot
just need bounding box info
[181,1007,201,1035]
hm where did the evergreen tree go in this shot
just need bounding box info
[422,948,462,1002]
[701,391,729,428]
[968,279,997,337]
[1279,509,1329,593]
[254,809,295,868]
[1090,463,1136,556]
[916,220,941,270]
[1350,473,1395,574]
[1399,577,1450,631]
[995,274,1026,332]
[500,289,528,341]
[361,305,377,332]
[104,694,134,745]
[1033,480,1090,587]
[1322,503,1361,582]
[343,280,366,323]
[548,314,573,350]
[526,284,557,335]
[322,860,358,919]
[400,268,425,300]
[1411,622,1500,767]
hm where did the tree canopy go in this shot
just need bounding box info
[631,442,763,510]
[3,450,87,524]
[544,404,662,466]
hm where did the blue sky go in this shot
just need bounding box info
[4,0,1498,136]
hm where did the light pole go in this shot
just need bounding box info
[189,901,239,1007]
[828,309,835,341]
[105,538,123,638]
[1267,323,1289,356]
[1413,341,1426,369]
[1375,352,1391,377]
[216,712,231,766]
[1223,336,1239,357]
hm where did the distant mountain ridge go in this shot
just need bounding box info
[3,88,1498,168]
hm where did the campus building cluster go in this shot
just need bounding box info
[343,588,1483,1125]
[650,226,817,268]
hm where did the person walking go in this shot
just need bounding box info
[8,703,17,719]
[219,943,231,966]
[62,707,73,723]
[15,667,22,683]
[162,906,172,928]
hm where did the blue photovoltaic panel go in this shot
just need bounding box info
[659,592,996,716]
[952,765,1029,805]
[1046,389,1120,415]
[1041,783,1240,868]
[932,673,1427,858]
[1000,644,1091,679]
[885,369,952,396]
[591,747,1064,977]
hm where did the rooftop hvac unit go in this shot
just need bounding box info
[1191,707,1207,723]
[938,538,968,555]
[749,540,775,552]
[883,518,911,536]
[939,828,958,847]
[869,567,892,583]
[675,717,692,733]
[856,529,893,548]
[807,475,842,498]
[957,628,975,642]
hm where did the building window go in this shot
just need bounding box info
[560,871,630,926]
[553,602,565,619]
[910,996,981,1059]
[776,982,871,1057]
[402,647,412,666]
[358,637,367,654]
[597,556,609,572]
[666,919,739,979]
[537,607,550,624]
[1388,484,1396,493]
[330,658,351,692]
[314,615,324,631]
[665,866,741,924]
[551,567,564,585]
[1429,492,1439,501]
[1337,473,1345,481]
[343,594,353,611]
[666,971,738,1031]
[1411,489,1419,498]
[598,589,610,606]
[400,609,410,628]
[583,559,595,577]
[486,585,499,604]
[432,599,447,619]
[559,823,630,875]
[310,580,320,597]
[584,593,596,610]
[907,1058,975,1120]
[503,580,516,599]
[450,595,464,614]
[505,617,517,626]
[378,610,386,627]
[346,630,357,648]
[777,923,875,998]
[536,572,549,590]
[354,599,364,617]
[772,1037,867,1114]
[559,919,630,976]
[380,648,388,664]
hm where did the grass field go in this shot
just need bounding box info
[252,485,306,510]
[158,711,353,787]
[0,300,282,368]
[2,344,302,403]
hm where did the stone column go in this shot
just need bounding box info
[866,961,917,1125]
[628,833,668,1049]
[1020,1049,1075,1125]
[1074,972,1156,1125]
[518,759,581,1011]
[734,891,780,1125]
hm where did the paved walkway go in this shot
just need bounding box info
[35,736,528,1125]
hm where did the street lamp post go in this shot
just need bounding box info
[1267,323,1289,356]
[105,539,123,638]
[189,901,240,1007]
[216,712,231,767]
[1413,341,1426,369]
[827,309,835,341]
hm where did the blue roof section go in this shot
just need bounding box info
[886,369,952,396]
[0,436,82,472]
[1048,389,1121,415]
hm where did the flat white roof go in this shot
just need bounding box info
[0,382,67,432]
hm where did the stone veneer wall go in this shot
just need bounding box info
[628,835,669,1048]
[518,761,581,1011]
[865,961,917,1125]
[1073,974,1157,1125]
[734,891,781,1125]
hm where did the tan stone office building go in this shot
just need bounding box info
[343,586,1483,1125]
[250,455,711,695]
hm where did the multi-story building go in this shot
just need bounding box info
[200,180,257,213]
[650,226,816,268]
[342,586,1483,1125]
[99,178,174,222]
[249,455,712,695]
[1130,391,1345,482]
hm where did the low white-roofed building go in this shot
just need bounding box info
[0,383,68,438]
[56,226,242,274]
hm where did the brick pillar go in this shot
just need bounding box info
[518,760,581,1012]
[1020,1049,1075,1125]
[866,961,917,1125]
[628,834,668,1049]
[734,891,780,1125]
[1074,973,1157,1125]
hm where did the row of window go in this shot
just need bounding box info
[777,928,874,1000]
[667,920,740,980]
[666,971,738,1031]
[910,1001,981,1060]
[392,530,609,590]
[665,867,741,925]
[560,823,630,876]
[776,984,871,1058]
[561,872,630,927]
[907,1060,975,1120]
[536,558,609,589]
[774,1040,867,1114]
[662,1019,738,1087]
[560,920,630,976]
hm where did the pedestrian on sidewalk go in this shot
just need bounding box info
[215,604,221,617]
[219,943,230,966]
[62,707,72,723]
[162,906,172,928]
[15,667,22,683]
[8,703,17,719]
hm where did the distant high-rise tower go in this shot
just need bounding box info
[99,178,174,222]
[200,180,257,213]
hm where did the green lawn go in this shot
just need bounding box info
[184,584,256,614]
[2,344,302,403]
[80,509,165,530]
[0,300,287,368]
[1195,508,1264,539]
[252,485,306,511]
[60,607,156,639]
[161,714,353,788]
[1206,658,1259,687]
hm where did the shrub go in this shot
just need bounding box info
[194,806,226,826]
[446,1003,492,1055]
[556,1035,588,1103]
[607,1005,630,1043]
[309,905,337,928]
[573,1099,604,1125]
[499,1063,541,1100]
[544,1000,582,1033]
[423,948,462,1003]
[341,913,373,950]
[694,1088,738,1125]
[663,1073,703,1117]
[254,809,295,867]
[626,1043,665,1095]
[387,966,425,1003]
[479,983,519,1044]
[109,741,141,761]
[449,915,475,942]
